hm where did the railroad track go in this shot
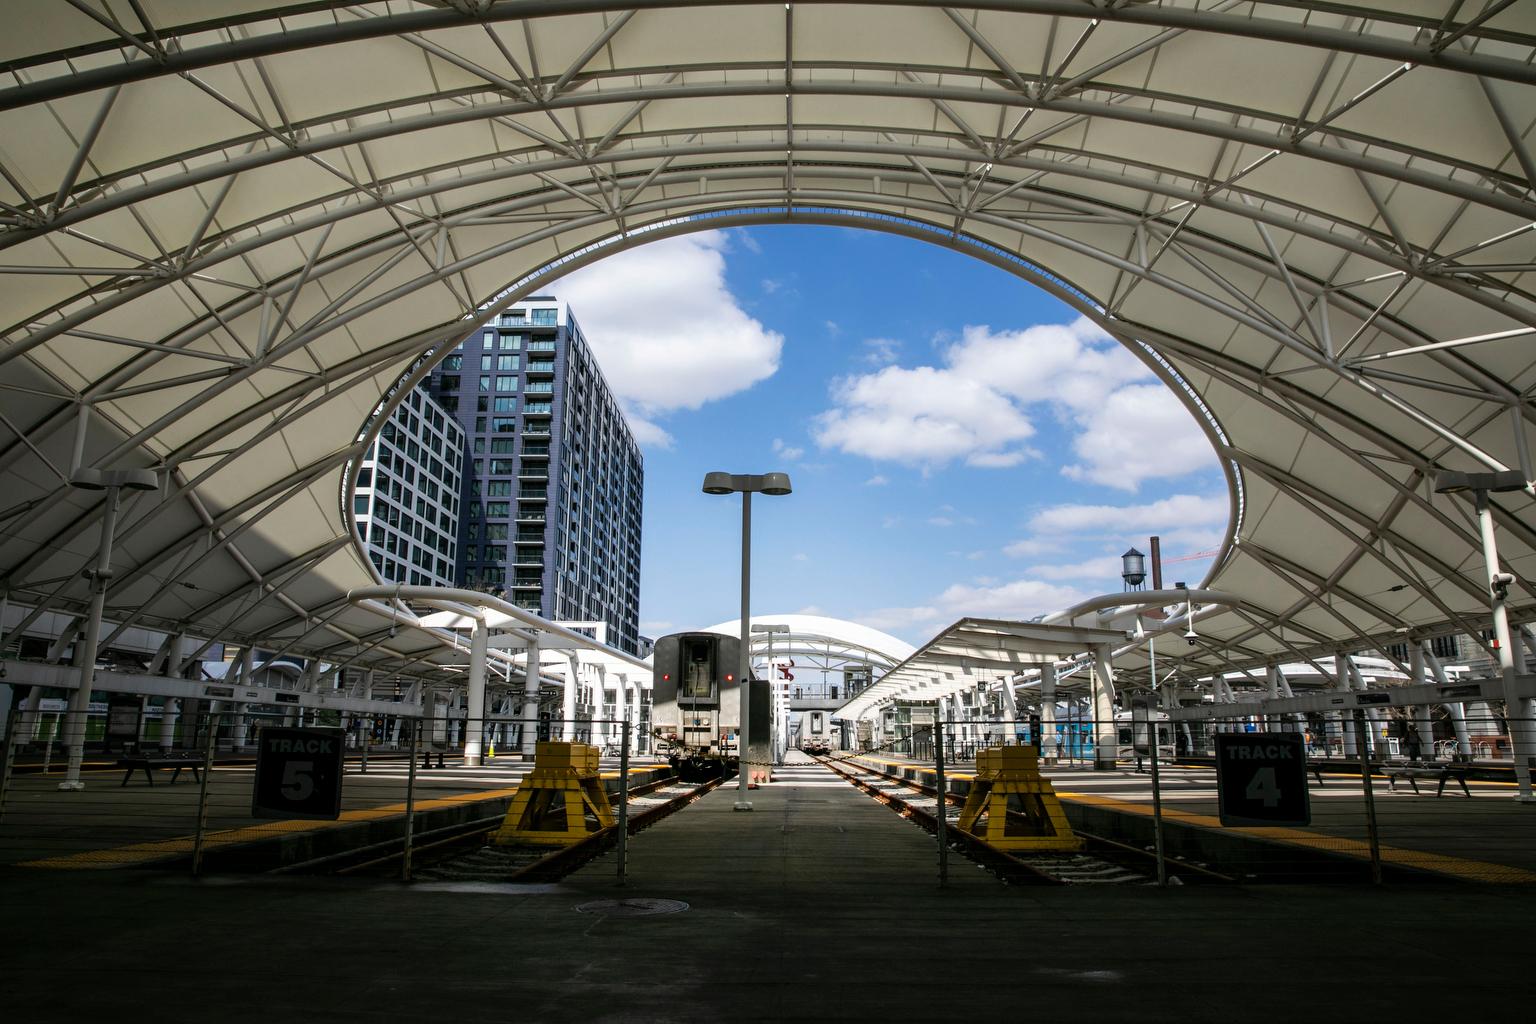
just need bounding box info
[281,772,721,882]
[815,754,1231,886]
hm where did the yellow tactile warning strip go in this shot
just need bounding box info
[19,765,673,870]
[17,785,524,870]
[852,756,1536,884]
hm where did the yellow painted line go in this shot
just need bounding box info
[1056,790,1536,884]
[19,785,525,871]
[851,756,1534,884]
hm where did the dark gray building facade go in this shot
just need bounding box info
[428,297,643,653]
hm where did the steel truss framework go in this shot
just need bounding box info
[1,1,1535,690]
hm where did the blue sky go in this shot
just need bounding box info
[550,226,1228,645]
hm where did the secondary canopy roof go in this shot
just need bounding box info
[1,2,1533,685]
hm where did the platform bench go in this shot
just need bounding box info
[1383,763,1471,798]
[116,754,204,787]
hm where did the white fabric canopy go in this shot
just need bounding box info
[2,2,1534,685]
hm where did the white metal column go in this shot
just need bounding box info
[1091,645,1118,771]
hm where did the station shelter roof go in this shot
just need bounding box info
[836,617,1128,721]
[1,3,1534,691]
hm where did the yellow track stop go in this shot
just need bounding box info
[955,745,1082,851]
[491,742,615,846]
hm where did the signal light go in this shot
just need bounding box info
[725,673,734,681]
[662,673,670,681]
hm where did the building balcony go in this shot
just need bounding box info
[518,488,547,500]
[515,531,545,543]
[526,361,556,376]
[515,511,546,523]
[512,577,543,589]
[513,553,544,567]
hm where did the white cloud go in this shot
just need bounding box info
[1022,555,1125,582]
[771,437,804,461]
[860,576,1090,638]
[548,232,783,442]
[813,365,1035,466]
[932,578,1090,620]
[762,278,783,294]
[928,504,977,528]
[1060,383,1214,490]
[865,474,889,486]
[1003,537,1054,558]
[792,552,809,562]
[1027,493,1229,535]
[862,337,902,365]
[824,320,842,337]
[809,315,1214,484]
[639,620,674,634]
[734,229,762,254]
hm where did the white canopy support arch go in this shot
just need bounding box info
[0,3,1532,757]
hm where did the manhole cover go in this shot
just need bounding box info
[574,898,689,917]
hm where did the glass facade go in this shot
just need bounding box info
[352,385,465,587]
[427,297,644,653]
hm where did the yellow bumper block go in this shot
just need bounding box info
[491,742,616,846]
[955,745,1082,852]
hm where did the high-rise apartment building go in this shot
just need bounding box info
[428,297,643,653]
[352,385,465,588]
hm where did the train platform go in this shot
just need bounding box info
[852,753,1536,882]
[4,751,1536,1022]
[0,755,668,869]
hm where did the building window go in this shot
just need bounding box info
[532,308,557,325]
[493,417,516,433]
[499,334,521,351]
[493,397,516,413]
[443,355,462,371]
[491,438,515,454]
[486,501,510,517]
[497,355,520,371]
[479,375,491,392]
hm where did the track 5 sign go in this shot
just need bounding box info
[1215,732,1311,827]
[252,727,345,820]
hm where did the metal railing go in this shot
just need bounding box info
[0,711,656,882]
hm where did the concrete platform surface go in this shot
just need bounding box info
[3,756,1534,1023]
[0,756,668,866]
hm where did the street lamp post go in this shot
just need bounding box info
[1435,469,1534,803]
[60,466,159,791]
[703,471,792,811]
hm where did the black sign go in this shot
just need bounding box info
[1215,731,1311,827]
[252,727,345,820]
[1130,696,1153,755]
[104,694,143,743]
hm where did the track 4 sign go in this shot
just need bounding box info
[252,727,345,820]
[1214,732,1311,827]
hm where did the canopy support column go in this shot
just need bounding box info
[1091,644,1118,771]
[463,620,489,766]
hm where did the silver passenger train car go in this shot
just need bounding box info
[651,631,744,780]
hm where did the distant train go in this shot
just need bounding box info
[651,631,770,781]
[1115,708,1176,761]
